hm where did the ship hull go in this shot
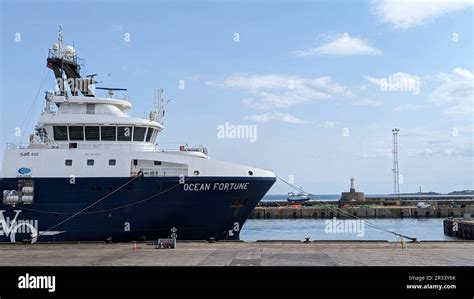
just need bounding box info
[0,176,275,242]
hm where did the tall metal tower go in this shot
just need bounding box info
[392,128,400,195]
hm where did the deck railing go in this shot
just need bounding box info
[6,143,28,149]
[132,167,188,177]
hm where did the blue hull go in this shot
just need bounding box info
[0,176,275,242]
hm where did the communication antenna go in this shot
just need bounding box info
[150,89,165,125]
[57,26,63,50]
[392,128,400,196]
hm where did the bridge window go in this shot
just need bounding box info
[151,129,159,143]
[65,159,73,166]
[117,126,132,141]
[133,127,146,141]
[154,161,161,165]
[101,126,116,141]
[53,126,68,141]
[85,126,100,141]
[109,159,116,166]
[86,104,95,115]
[145,128,154,142]
[87,159,94,166]
[69,126,84,141]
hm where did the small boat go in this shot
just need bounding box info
[287,191,311,202]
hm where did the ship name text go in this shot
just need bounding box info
[183,182,249,191]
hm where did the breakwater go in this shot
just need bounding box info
[249,206,474,219]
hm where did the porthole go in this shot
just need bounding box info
[193,170,200,176]
[248,171,253,176]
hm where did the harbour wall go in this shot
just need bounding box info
[249,206,474,219]
[444,218,474,240]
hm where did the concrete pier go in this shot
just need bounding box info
[249,206,474,219]
[0,241,472,266]
[444,218,474,240]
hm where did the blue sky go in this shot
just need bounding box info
[1,0,473,194]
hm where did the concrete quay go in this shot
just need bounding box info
[249,206,474,219]
[0,241,473,266]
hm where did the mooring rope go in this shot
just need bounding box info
[275,174,417,242]
[19,68,49,144]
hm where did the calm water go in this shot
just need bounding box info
[240,218,457,241]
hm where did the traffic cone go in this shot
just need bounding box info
[133,242,138,250]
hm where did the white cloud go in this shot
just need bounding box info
[207,74,352,109]
[352,99,382,107]
[372,0,474,29]
[393,104,424,111]
[430,68,473,116]
[111,24,123,32]
[293,33,381,56]
[245,112,310,124]
[188,74,200,81]
[402,128,473,157]
[318,121,339,128]
[360,127,473,158]
[365,72,421,94]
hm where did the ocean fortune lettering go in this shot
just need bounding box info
[183,183,249,191]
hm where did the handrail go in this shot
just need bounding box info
[157,143,208,155]
[132,167,188,177]
[6,142,157,151]
[50,110,130,117]
[6,143,29,149]
[7,142,208,155]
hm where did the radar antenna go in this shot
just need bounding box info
[96,87,127,98]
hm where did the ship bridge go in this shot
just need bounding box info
[37,91,164,150]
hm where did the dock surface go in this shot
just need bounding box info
[1,241,473,266]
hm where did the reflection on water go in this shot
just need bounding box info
[240,218,457,241]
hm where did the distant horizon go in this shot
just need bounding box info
[267,189,474,196]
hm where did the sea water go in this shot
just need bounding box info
[240,218,457,241]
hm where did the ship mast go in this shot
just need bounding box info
[149,89,166,126]
[47,26,96,97]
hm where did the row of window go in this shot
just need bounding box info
[53,125,158,143]
[65,159,163,166]
[65,159,116,166]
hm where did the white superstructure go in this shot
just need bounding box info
[3,29,274,181]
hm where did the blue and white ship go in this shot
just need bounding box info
[0,29,276,243]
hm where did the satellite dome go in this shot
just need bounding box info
[64,45,76,56]
[52,43,59,50]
